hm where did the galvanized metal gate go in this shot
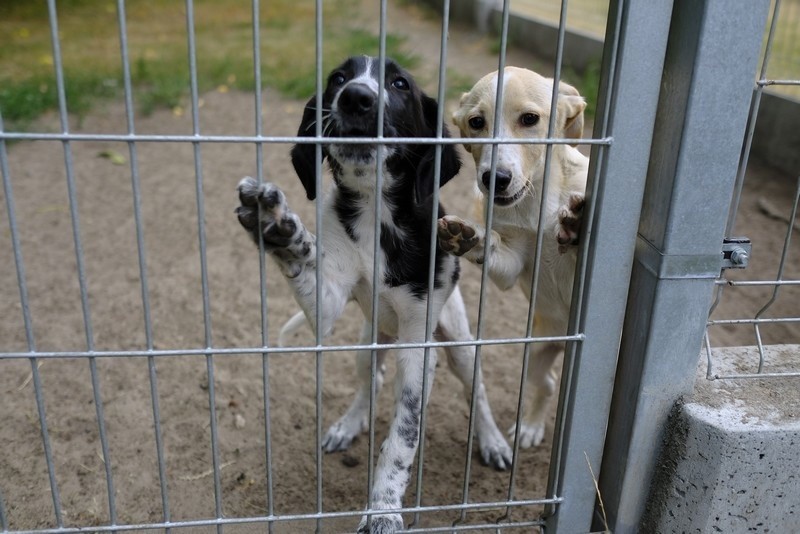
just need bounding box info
[0,0,784,532]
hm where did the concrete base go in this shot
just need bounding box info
[642,345,800,533]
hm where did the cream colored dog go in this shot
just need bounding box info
[437,67,587,448]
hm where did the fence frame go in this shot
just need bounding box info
[1,0,785,532]
[541,0,674,530]
[596,0,773,531]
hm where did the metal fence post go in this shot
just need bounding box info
[596,0,772,532]
[544,0,673,531]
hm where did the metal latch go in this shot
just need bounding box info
[721,237,751,269]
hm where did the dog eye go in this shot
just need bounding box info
[392,77,409,90]
[520,113,540,127]
[468,116,485,130]
[330,72,346,86]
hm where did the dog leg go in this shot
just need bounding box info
[508,342,561,448]
[236,177,350,336]
[436,286,513,471]
[323,322,389,452]
[357,313,438,534]
[556,193,585,254]
[438,215,526,290]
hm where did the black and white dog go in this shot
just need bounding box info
[236,56,511,533]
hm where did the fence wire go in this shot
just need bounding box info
[705,0,800,380]
[0,0,618,532]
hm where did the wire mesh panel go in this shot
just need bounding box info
[0,0,659,532]
[704,0,800,380]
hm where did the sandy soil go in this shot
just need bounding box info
[1,2,797,532]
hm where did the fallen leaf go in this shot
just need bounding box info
[97,150,127,166]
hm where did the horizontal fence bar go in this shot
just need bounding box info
[707,317,800,326]
[400,520,544,532]
[0,132,613,146]
[7,497,561,534]
[709,371,800,380]
[0,334,584,360]
[757,79,800,86]
[715,279,800,287]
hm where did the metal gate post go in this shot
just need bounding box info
[596,1,771,532]
[544,0,673,532]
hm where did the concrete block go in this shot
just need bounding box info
[642,345,800,533]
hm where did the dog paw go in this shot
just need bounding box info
[437,216,479,256]
[357,513,404,534]
[478,433,514,471]
[236,177,301,250]
[508,421,547,449]
[322,415,367,453]
[556,193,584,253]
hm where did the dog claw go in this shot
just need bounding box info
[556,193,585,253]
[438,216,479,256]
[508,422,546,449]
[322,433,354,453]
[479,443,513,472]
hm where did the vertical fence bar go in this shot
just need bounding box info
[596,0,771,531]
[250,1,275,531]
[313,1,324,531]
[501,1,571,524]
[183,1,223,530]
[46,0,119,527]
[726,0,782,236]
[114,0,172,529]
[543,0,675,531]
[752,176,799,370]
[1,109,65,528]
[454,0,511,526]
[0,488,6,531]
[365,4,389,530]
[410,0,453,527]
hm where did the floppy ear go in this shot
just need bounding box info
[415,94,462,204]
[556,81,586,145]
[290,95,328,200]
[451,92,472,153]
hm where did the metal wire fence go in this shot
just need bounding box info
[0,0,638,532]
[704,0,800,380]
[4,0,793,531]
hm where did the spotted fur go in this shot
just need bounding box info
[236,56,513,533]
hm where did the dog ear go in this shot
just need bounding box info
[451,92,472,153]
[556,81,586,146]
[415,94,462,204]
[290,95,327,200]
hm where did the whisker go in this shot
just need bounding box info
[304,104,333,113]
[305,113,332,133]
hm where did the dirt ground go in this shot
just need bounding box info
[1,2,798,532]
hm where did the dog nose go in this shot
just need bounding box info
[338,84,376,115]
[482,169,513,193]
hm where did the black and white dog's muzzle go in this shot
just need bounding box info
[329,82,397,164]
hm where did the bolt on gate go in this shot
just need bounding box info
[0,0,783,532]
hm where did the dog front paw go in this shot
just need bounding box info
[437,216,479,256]
[322,415,367,453]
[357,513,404,534]
[478,431,513,471]
[236,177,301,249]
[508,420,547,449]
[556,193,585,253]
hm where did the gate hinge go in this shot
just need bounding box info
[721,237,751,269]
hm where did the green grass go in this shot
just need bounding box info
[0,0,419,129]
